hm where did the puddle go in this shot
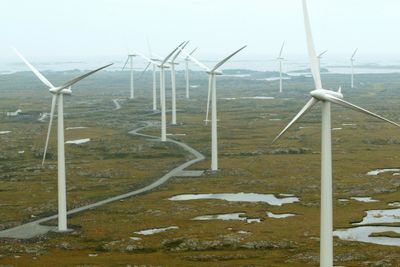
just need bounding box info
[350,197,379,203]
[389,202,400,207]
[166,133,187,136]
[334,226,400,246]
[190,85,199,88]
[367,169,400,176]
[299,126,314,129]
[332,127,342,131]
[269,119,282,121]
[65,138,90,145]
[38,113,49,122]
[247,218,261,223]
[18,151,24,154]
[66,127,88,130]
[134,226,179,236]
[338,199,350,202]
[353,208,400,225]
[193,213,246,221]
[192,213,261,223]
[342,123,357,126]
[0,131,11,135]
[266,211,296,219]
[169,193,300,206]
[129,237,142,241]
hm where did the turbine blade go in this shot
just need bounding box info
[205,75,213,125]
[180,48,210,71]
[161,41,186,66]
[325,95,400,128]
[13,48,54,88]
[318,50,328,58]
[57,63,113,92]
[351,48,358,60]
[211,45,247,73]
[171,41,189,63]
[122,56,130,71]
[42,94,57,165]
[302,0,322,89]
[272,97,318,143]
[278,41,285,58]
[137,62,151,80]
[189,47,198,56]
[135,50,158,65]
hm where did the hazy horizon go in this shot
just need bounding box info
[2,0,400,69]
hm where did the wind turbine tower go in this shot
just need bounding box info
[277,42,285,93]
[350,48,358,88]
[122,53,137,99]
[273,2,399,266]
[14,48,111,232]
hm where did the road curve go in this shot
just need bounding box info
[0,121,204,239]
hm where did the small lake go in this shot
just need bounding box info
[65,138,90,145]
[266,212,296,218]
[169,193,299,206]
[353,208,400,225]
[350,197,379,203]
[367,168,400,176]
[334,226,400,246]
[134,226,178,236]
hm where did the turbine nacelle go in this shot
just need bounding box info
[49,87,72,95]
[206,70,223,75]
[310,89,343,101]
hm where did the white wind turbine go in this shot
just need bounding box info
[277,41,285,93]
[14,48,112,232]
[317,50,327,70]
[184,47,198,99]
[272,1,399,266]
[146,38,163,111]
[122,53,137,99]
[157,42,186,141]
[350,48,358,88]
[181,45,247,171]
[169,41,189,125]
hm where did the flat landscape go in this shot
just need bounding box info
[1,69,400,266]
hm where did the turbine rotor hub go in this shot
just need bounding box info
[310,89,343,101]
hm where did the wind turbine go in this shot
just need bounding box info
[179,48,212,125]
[181,45,247,171]
[272,1,399,266]
[146,38,162,111]
[122,53,137,99]
[170,41,189,125]
[277,41,285,93]
[13,48,112,232]
[350,48,358,88]
[157,42,186,141]
[184,47,198,99]
[317,50,327,70]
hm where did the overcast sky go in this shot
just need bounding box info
[1,0,400,64]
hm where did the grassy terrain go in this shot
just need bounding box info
[0,69,400,266]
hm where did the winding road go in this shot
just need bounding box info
[0,101,205,239]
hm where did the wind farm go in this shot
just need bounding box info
[1,0,400,266]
